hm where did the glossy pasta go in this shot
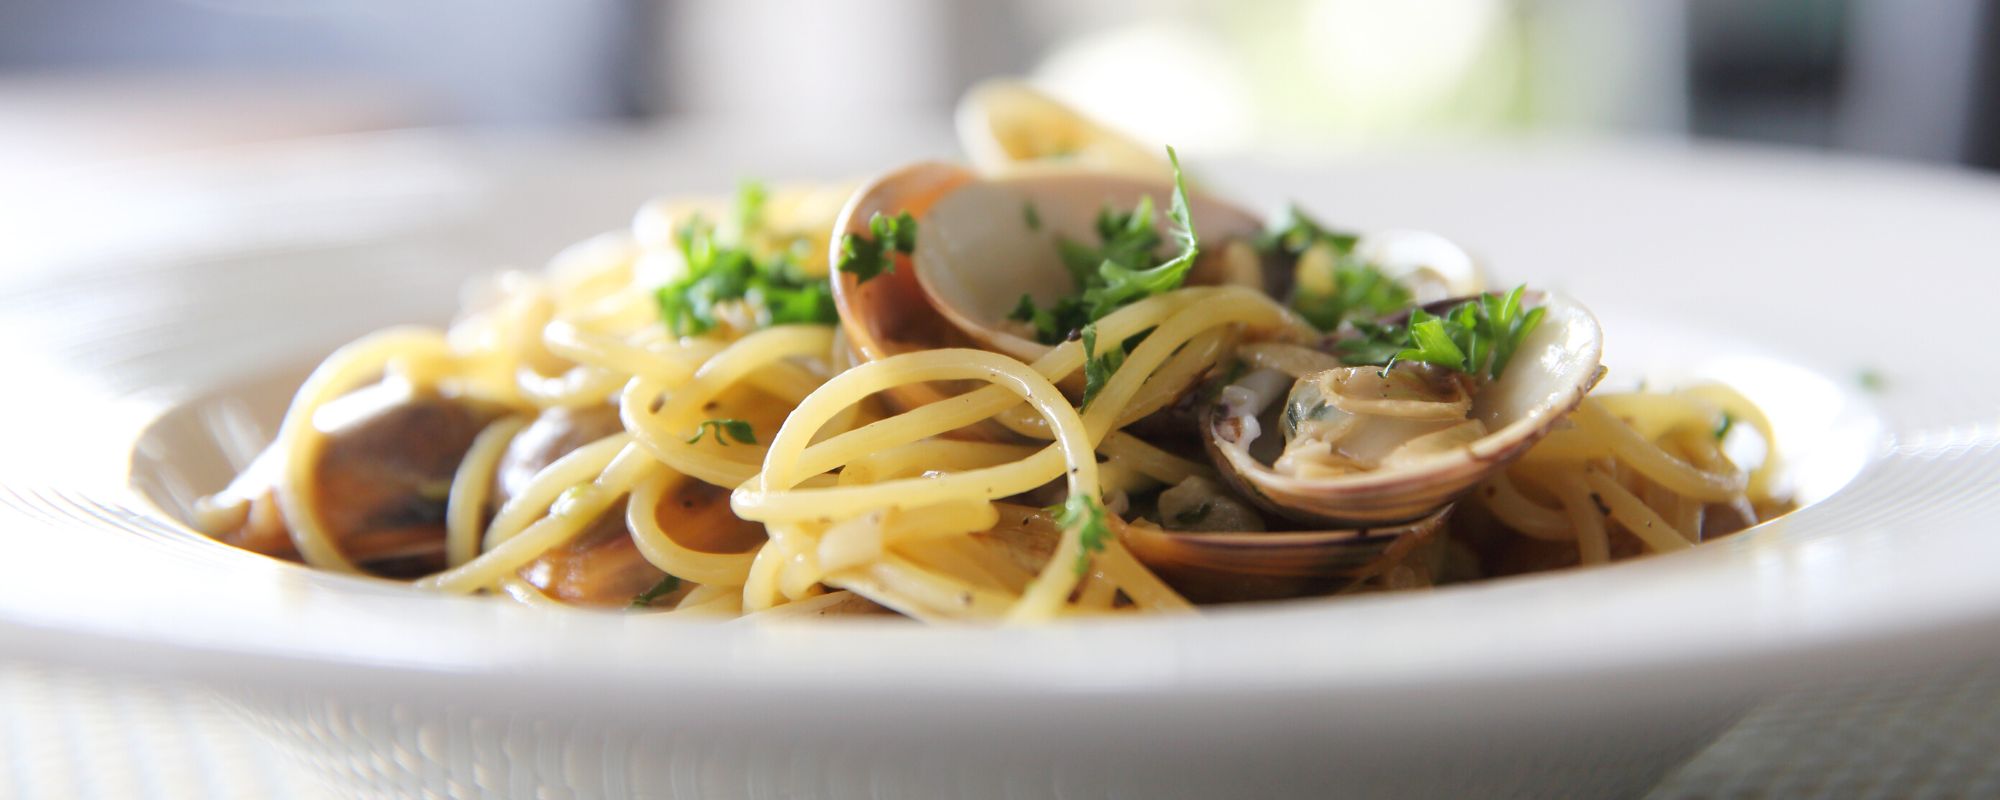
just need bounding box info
[191,84,1789,622]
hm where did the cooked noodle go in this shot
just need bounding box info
[190,92,1790,622]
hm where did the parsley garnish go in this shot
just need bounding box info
[1049,493,1110,577]
[1713,412,1736,442]
[1258,205,1410,331]
[630,574,682,608]
[654,181,836,336]
[1336,285,1546,379]
[1258,204,1360,256]
[734,179,767,235]
[1079,324,1126,408]
[1292,264,1412,332]
[1023,201,1042,231]
[1011,146,1201,344]
[686,418,757,446]
[836,211,918,285]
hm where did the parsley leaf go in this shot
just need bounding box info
[654,181,837,336]
[1713,411,1736,442]
[1079,324,1126,409]
[734,179,767,236]
[836,211,918,285]
[1291,253,1413,332]
[1478,285,1544,378]
[1049,493,1110,577]
[1333,320,1409,365]
[630,574,683,608]
[1258,203,1360,256]
[1340,285,1546,379]
[1006,292,1084,344]
[1395,310,1469,372]
[1013,146,1201,344]
[1259,205,1410,331]
[1023,201,1042,231]
[686,418,757,446]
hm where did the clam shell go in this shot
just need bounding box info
[828,162,983,414]
[831,161,1266,413]
[912,169,1265,362]
[1119,506,1450,603]
[1207,291,1605,527]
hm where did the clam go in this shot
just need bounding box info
[1350,229,1486,303]
[1120,502,1450,603]
[831,161,1268,406]
[954,79,1170,180]
[1204,291,1605,527]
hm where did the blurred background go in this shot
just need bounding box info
[3,0,1997,175]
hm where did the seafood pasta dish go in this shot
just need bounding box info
[192,82,1788,622]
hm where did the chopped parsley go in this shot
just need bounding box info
[836,211,918,285]
[1258,204,1359,256]
[1049,493,1111,577]
[1079,324,1127,409]
[1259,205,1410,331]
[1713,411,1736,442]
[630,574,683,608]
[655,181,836,336]
[1023,201,1042,231]
[735,179,768,234]
[1336,285,1546,379]
[686,418,757,446]
[1009,146,1200,344]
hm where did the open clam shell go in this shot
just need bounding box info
[913,168,1266,362]
[1206,291,1605,527]
[828,162,983,414]
[831,161,1267,403]
[1120,506,1450,603]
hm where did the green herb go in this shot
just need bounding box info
[1477,286,1543,378]
[1007,292,1081,344]
[630,574,683,608]
[1337,285,1546,379]
[1258,203,1359,256]
[1857,369,1886,393]
[1079,324,1127,409]
[836,211,918,285]
[655,181,836,336]
[1713,411,1736,442]
[734,179,767,236]
[1258,205,1411,331]
[686,418,757,446]
[1012,146,1201,344]
[1397,309,1470,372]
[1049,493,1110,577]
[1291,254,1413,331]
[1023,201,1042,231]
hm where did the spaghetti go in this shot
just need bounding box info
[190,94,1789,623]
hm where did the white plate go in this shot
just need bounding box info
[3,128,1998,799]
